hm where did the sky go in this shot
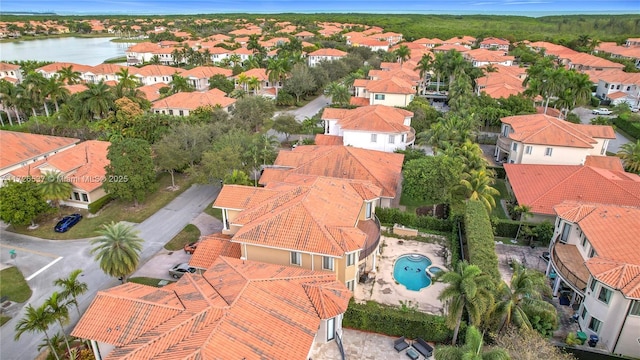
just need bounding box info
[1,0,638,16]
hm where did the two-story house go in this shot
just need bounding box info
[179,65,233,91]
[307,48,348,67]
[151,88,236,115]
[463,48,515,67]
[495,114,615,165]
[83,64,127,84]
[479,37,510,51]
[35,62,93,82]
[319,105,415,152]
[545,201,640,358]
[132,64,182,86]
[214,176,383,292]
[72,256,351,360]
[0,62,23,83]
[592,69,640,107]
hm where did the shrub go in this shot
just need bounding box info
[494,219,521,238]
[613,116,640,140]
[343,300,455,343]
[487,166,506,179]
[376,207,453,232]
[464,200,501,282]
[88,194,113,214]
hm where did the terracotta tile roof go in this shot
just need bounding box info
[502,114,615,148]
[0,62,20,71]
[433,44,469,53]
[596,42,640,60]
[368,67,420,84]
[505,164,640,215]
[308,48,348,57]
[36,62,93,74]
[0,130,79,171]
[567,52,624,69]
[481,83,523,99]
[350,97,371,106]
[72,257,350,360]
[134,65,183,77]
[151,89,236,110]
[63,84,88,95]
[189,233,241,269]
[230,177,379,256]
[235,68,268,81]
[366,77,415,94]
[480,37,510,46]
[213,185,280,210]
[315,134,344,145]
[137,83,166,102]
[126,42,162,53]
[444,36,476,45]
[88,63,126,75]
[180,66,232,79]
[584,156,625,171]
[322,105,413,133]
[465,48,515,63]
[260,146,404,198]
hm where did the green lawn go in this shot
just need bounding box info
[491,179,510,219]
[0,315,10,327]
[164,224,201,251]
[204,204,223,220]
[0,266,32,303]
[128,277,174,287]
[399,191,425,214]
[10,172,194,240]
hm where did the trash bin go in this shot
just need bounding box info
[588,335,599,347]
[576,332,587,345]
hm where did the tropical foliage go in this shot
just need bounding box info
[91,221,144,283]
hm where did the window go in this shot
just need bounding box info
[589,248,597,258]
[545,147,553,156]
[512,142,518,151]
[290,252,301,266]
[346,280,355,291]
[401,134,405,142]
[389,135,395,144]
[371,134,377,143]
[169,110,174,115]
[582,236,588,248]
[365,202,372,219]
[581,307,587,319]
[502,126,510,137]
[179,110,184,116]
[588,316,602,333]
[524,145,532,155]
[322,256,334,271]
[560,223,571,243]
[630,300,640,316]
[327,317,335,341]
[374,94,385,100]
[589,278,597,292]
[82,193,88,202]
[598,286,612,304]
[73,192,80,201]
[346,253,355,266]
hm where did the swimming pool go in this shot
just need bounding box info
[393,254,433,291]
[428,266,443,276]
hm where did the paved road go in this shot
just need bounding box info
[0,184,219,360]
[572,107,631,153]
[275,95,331,121]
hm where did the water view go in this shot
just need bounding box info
[0,37,133,66]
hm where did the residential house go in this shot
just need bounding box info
[83,64,127,84]
[504,163,640,222]
[528,41,624,71]
[151,88,236,115]
[353,77,415,107]
[35,62,93,81]
[412,37,444,48]
[295,30,315,39]
[625,38,640,47]
[5,140,111,209]
[188,233,240,270]
[475,65,527,98]
[72,256,351,360]
[307,48,348,67]
[495,114,616,165]
[214,175,383,291]
[179,66,233,91]
[443,36,476,47]
[545,201,640,358]
[464,48,515,67]
[125,42,164,65]
[234,68,279,97]
[479,37,510,51]
[132,65,181,86]
[591,69,640,107]
[208,47,232,64]
[259,145,404,208]
[432,44,470,54]
[594,41,640,69]
[0,62,23,83]
[320,105,415,152]
[231,47,253,63]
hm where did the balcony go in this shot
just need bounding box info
[358,215,381,260]
[406,127,416,145]
[496,135,512,153]
[551,243,589,293]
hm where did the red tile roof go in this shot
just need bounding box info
[0,130,79,170]
[189,233,241,269]
[308,48,348,57]
[151,89,236,110]
[584,156,625,171]
[315,134,344,145]
[322,105,413,133]
[180,66,232,79]
[72,257,350,360]
[260,145,404,198]
[365,77,415,94]
[505,164,640,215]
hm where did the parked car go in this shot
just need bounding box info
[592,108,612,115]
[169,263,196,279]
[631,107,639,113]
[54,214,83,233]
[184,242,198,254]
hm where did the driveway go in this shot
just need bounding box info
[275,94,330,121]
[0,184,220,360]
[572,107,631,153]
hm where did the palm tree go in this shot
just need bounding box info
[247,76,261,95]
[457,169,500,213]
[236,73,250,92]
[90,221,144,283]
[414,53,433,93]
[39,170,72,215]
[617,140,640,174]
[229,54,242,68]
[437,261,495,344]
[443,140,488,172]
[443,49,468,87]
[45,77,69,113]
[393,44,411,65]
[0,79,19,125]
[45,292,72,355]
[76,81,115,120]
[171,49,182,65]
[56,65,82,85]
[116,68,139,90]
[54,269,89,318]
[15,303,61,360]
[493,263,554,332]
[435,326,509,360]
[325,82,350,107]
[513,204,532,242]
[20,72,48,117]
[432,52,447,92]
[169,73,194,94]
[266,57,287,96]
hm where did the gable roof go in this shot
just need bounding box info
[365,77,415,94]
[505,164,640,215]
[72,257,350,360]
[151,89,236,110]
[502,114,615,148]
[260,145,404,198]
[0,131,80,171]
[322,105,413,133]
[584,155,625,172]
[179,66,232,79]
[315,134,344,145]
[189,233,241,269]
[308,48,348,57]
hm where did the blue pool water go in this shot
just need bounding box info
[393,254,433,291]
[428,266,443,275]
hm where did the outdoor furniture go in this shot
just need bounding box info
[406,347,419,360]
[412,338,434,358]
[394,336,410,352]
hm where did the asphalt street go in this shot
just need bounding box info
[0,184,219,360]
[572,107,631,153]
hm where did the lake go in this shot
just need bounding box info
[0,37,134,66]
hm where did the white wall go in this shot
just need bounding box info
[613,313,640,357]
[580,283,629,353]
[342,130,408,152]
[369,93,413,107]
[510,143,590,165]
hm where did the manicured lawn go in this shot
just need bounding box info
[0,315,10,326]
[10,173,194,240]
[128,277,174,288]
[204,204,223,220]
[164,224,201,251]
[491,179,510,219]
[0,266,32,303]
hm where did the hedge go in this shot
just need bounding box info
[487,166,506,180]
[494,219,521,238]
[88,194,113,214]
[464,200,501,282]
[613,116,640,140]
[376,207,453,233]
[343,300,455,343]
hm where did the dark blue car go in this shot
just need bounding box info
[54,214,83,233]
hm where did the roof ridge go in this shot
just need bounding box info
[528,166,584,207]
[103,287,185,311]
[585,167,640,201]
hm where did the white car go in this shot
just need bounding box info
[592,108,613,115]
[631,107,639,113]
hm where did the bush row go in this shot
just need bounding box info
[464,200,501,282]
[493,219,521,238]
[88,194,113,214]
[375,207,453,233]
[487,166,506,180]
[613,116,640,141]
[343,300,455,343]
